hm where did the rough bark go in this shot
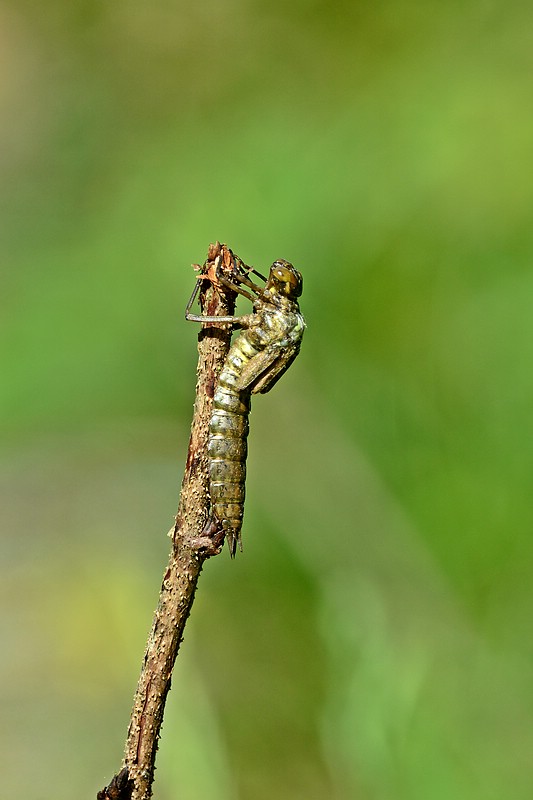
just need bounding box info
[97,242,240,800]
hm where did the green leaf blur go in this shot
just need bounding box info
[2,2,532,798]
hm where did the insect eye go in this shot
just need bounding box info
[274,267,290,281]
[290,271,303,297]
[268,261,303,298]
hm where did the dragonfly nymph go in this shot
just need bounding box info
[186,256,305,556]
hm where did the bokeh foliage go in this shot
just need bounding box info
[2,1,533,798]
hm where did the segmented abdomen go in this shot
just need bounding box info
[208,333,259,556]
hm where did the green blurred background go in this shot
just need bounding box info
[2,1,533,798]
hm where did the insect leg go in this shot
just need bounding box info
[215,257,266,299]
[184,278,203,319]
[249,267,268,282]
[218,265,269,296]
[185,276,257,323]
[216,274,257,303]
[184,275,253,325]
[231,256,267,285]
[186,310,253,326]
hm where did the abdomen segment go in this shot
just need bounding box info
[208,339,254,555]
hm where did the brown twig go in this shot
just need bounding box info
[97,242,240,800]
